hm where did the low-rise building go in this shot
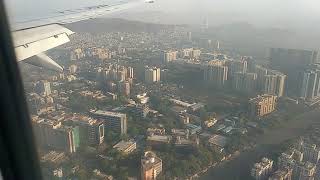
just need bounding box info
[186,123,202,135]
[113,139,137,154]
[128,104,150,118]
[147,135,171,146]
[179,113,190,124]
[208,134,228,152]
[92,169,113,180]
[147,128,166,136]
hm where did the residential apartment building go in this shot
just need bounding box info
[248,95,277,119]
[251,158,274,180]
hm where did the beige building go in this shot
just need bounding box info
[249,94,277,119]
[145,67,161,83]
[113,139,136,154]
[69,64,78,74]
[141,151,162,180]
[163,51,178,63]
[70,48,85,61]
[251,157,274,180]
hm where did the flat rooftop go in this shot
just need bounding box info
[113,140,136,151]
[91,110,126,118]
[147,135,171,142]
[208,134,228,147]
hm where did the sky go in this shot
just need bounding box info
[4,0,320,30]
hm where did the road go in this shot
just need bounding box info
[200,108,320,180]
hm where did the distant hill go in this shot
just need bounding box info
[67,18,183,33]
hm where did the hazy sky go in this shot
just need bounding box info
[4,0,320,29]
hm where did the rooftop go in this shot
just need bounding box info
[70,114,102,125]
[41,151,67,164]
[147,135,171,143]
[142,151,162,170]
[208,134,228,147]
[113,140,136,152]
[91,110,126,118]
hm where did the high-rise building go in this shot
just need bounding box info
[249,94,277,119]
[300,66,320,101]
[251,158,273,180]
[66,115,104,146]
[269,48,320,95]
[127,67,134,79]
[145,67,161,83]
[161,69,169,82]
[255,65,269,89]
[268,168,292,180]
[296,139,320,164]
[232,72,257,93]
[228,60,248,76]
[70,48,85,61]
[180,48,194,58]
[192,49,201,59]
[254,66,286,97]
[300,70,318,101]
[201,17,209,32]
[204,65,228,87]
[90,110,127,135]
[141,151,162,180]
[35,80,51,96]
[32,118,80,153]
[187,32,192,41]
[93,48,110,60]
[293,161,316,180]
[163,51,178,63]
[270,48,319,72]
[118,81,130,96]
[69,64,78,74]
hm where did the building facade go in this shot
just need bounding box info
[251,158,274,180]
[32,118,80,153]
[249,94,277,119]
[90,110,127,135]
[145,67,161,83]
[141,151,162,180]
[204,65,228,87]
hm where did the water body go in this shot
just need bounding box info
[201,108,320,180]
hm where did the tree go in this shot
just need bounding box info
[200,108,209,121]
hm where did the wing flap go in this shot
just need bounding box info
[13,24,74,61]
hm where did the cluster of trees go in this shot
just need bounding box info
[149,95,172,115]
[155,144,222,179]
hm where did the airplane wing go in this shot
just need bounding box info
[10,0,154,72]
